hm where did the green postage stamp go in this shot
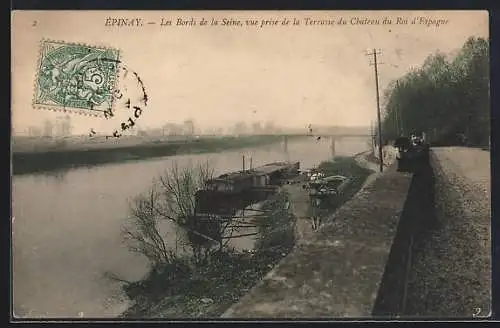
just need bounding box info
[34,40,120,115]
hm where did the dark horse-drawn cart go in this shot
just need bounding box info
[395,135,429,172]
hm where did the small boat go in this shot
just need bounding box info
[306,175,350,198]
[309,172,326,181]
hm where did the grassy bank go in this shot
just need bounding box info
[119,156,372,319]
[120,194,296,318]
[12,135,298,175]
[315,156,374,212]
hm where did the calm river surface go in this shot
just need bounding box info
[12,137,368,318]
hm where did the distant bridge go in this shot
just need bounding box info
[281,134,372,156]
[285,133,371,140]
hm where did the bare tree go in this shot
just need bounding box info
[122,161,218,267]
[122,160,263,267]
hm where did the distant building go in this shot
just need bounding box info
[183,119,195,136]
[28,126,42,137]
[148,128,163,136]
[252,122,262,134]
[43,120,54,137]
[203,127,217,135]
[162,123,184,136]
[263,121,276,134]
[55,115,72,137]
[233,121,248,135]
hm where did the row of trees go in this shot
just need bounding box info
[379,36,489,147]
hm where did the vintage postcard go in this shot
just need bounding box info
[11,10,490,320]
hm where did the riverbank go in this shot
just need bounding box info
[120,194,296,318]
[12,135,300,175]
[119,155,374,318]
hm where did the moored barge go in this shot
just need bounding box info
[195,161,300,216]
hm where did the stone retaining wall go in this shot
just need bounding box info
[221,166,412,318]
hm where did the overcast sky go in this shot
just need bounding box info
[11,10,488,135]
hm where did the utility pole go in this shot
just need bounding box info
[367,48,384,172]
[370,121,376,156]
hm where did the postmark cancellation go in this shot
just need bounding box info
[33,40,120,116]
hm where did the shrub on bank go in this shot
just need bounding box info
[121,248,291,318]
[120,179,296,318]
[314,156,373,213]
[254,192,296,257]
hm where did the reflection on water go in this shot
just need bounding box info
[12,137,368,318]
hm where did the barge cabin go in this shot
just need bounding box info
[195,161,300,216]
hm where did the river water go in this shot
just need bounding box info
[12,137,368,318]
